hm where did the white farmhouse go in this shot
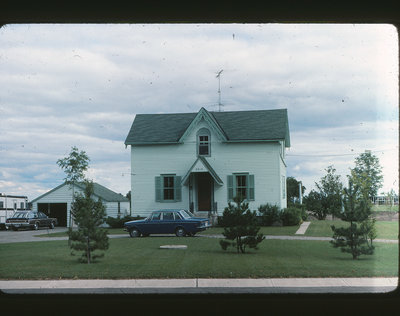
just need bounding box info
[125,107,290,218]
[31,182,130,227]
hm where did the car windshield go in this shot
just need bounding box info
[179,210,192,219]
[12,212,29,218]
[183,210,195,217]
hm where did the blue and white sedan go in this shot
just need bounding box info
[124,209,211,237]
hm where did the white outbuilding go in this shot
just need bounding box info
[30,182,130,227]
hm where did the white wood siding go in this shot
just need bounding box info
[32,184,74,226]
[131,118,287,216]
[32,184,129,226]
[104,201,130,218]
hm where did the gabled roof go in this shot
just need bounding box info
[178,107,227,142]
[31,182,129,203]
[125,107,290,147]
[181,156,223,186]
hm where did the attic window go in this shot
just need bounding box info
[197,128,210,156]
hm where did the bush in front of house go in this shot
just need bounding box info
[288,202,308,221]
[257,203,281,226]
[280,207,303,226]
[106,215,144,228]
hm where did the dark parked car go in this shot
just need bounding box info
[124,209,211,237]
[5,211,58,231]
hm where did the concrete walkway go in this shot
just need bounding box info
[295,221,311,234]
[1,277,397,294]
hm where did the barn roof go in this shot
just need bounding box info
[124,107,290,147]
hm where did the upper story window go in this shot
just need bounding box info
[197,128,211,156]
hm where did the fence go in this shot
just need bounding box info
[371,196,399,205]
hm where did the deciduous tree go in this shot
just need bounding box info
[352,151,383,200]
[57,146,90,228]
[316,165,343,219]
[286,177,306,205]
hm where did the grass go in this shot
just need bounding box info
[372,204,399,212]
[305,220,399,240]
[35,228,126,238]
[200,225,300,236]
[35,220,398,240]
[35,226,301,238]
[0,237,397,279]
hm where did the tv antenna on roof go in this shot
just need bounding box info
[216,69,223,112]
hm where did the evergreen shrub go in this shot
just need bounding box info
[280,207,302,226]
[257,204,281,226]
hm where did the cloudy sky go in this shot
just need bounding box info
[0,23,398,200]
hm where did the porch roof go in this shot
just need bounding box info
[181,157,223,186]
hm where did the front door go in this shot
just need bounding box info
[197,173,212,211]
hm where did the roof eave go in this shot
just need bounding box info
[126,141,182,146]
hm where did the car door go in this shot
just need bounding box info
[160,211,175,233]
[38,212,48,227]
[144,211,162,234]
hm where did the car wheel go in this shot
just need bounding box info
[34,222,39,230]
[175,227,186,237]
[129,228,141,238]
[49,222,55,229]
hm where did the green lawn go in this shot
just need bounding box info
[0,237,397,279]
[35,228,126,238]
[36,221,398,240]
[372,205,399,212]
[305,220,399,240]
[200,225,300,236]
[35,226,301,238]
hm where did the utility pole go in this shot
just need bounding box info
[216,69,223,112]
[299,181,303,204]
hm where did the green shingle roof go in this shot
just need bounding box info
[125,108,290,147]
[75,182,129,202]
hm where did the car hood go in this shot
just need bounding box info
[124,219,147,225]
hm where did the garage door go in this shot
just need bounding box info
[38,203,67,227]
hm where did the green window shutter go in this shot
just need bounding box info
[155,176,162,202]
[227,175,233,201]
[174,176,182,202]
[248,174,255,201]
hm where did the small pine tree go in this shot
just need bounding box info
[68,180,109,263]
[330,178,375,259]
[219,196,264,253]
